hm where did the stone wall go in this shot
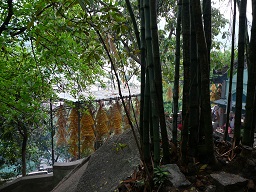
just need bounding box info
[53,158,85,186]
[0,158,86,192]
[0,174,54,192]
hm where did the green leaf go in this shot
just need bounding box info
[199,164,208,172]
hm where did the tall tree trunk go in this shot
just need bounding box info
[144,0,160,166]
[173,0,182,146]
[224,0,236,141]
[244,0,256,146]
[150,0,170,164]
[17,121,28,177]
[143,73,151,164]
[189,3,199,158]
[181,0,190,164]
[139,0,146,148]
[50,98,55,165]
[203,0,211,62]
[234,0,247,145]
[21,127,28,177]
[250,0,256,146]
[125,0,141,49]
[199,0,211,155]
[191,0,216,164]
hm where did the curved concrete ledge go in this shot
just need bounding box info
[0,173,54,192]
[0,157,90,192]
[53,157,90,187]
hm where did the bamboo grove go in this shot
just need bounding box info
[72,0,255,177]
[122,0,217,170]
[120,0,256,170]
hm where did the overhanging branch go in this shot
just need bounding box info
[0,0,13,36]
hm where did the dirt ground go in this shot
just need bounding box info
[116,142,256,192]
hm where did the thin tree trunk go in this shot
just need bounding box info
[244,0,256,146]
[125,0,141,49]
[150,0,170,164]
[17,121,28,177]
[139,0,146,147]
[50,98,55,165]
[203,0,211,62]
[224,0,236,141]
[173,0,182,146]
[250,1,256,146]
[199,0,211,154]
[234,0,247,145]
[21,127,28,177]
[181,0,190,164]
[191,0,216,164]
[189,3,199,157]
[143,73,151,164]
[144,0,160,166]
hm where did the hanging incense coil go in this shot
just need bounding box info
[80,109,95,152]
[68,107,79,158]
[95,105,109,138]
[116,100,122,112]
[112,102,122,134]
[68,130,78,158]
[166,86,173,101]
[80,110,95,136]
[56,105,68,146]
[107,105,115,133]
[135,97,140,117]
[123,100,131,130]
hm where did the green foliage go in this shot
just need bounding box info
[113,142,128,152]
[159,2,228,85]
[211,50,232,70]
[0,171,16,180]
[153,166,170,186]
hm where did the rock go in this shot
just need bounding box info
[187,176,197,183]
[184,187,197,192]
[161,164,191,188]
[252,158,256,165]
[205,185,216,192]
[195,179,205,190]
[247,180,255,191]
[251,150,256,159]
[210,171,247,192]
[52,160,89,192]
[161,186,179,192]
[75,129,140,192]
[247,159,256,167]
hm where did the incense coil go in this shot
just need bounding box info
[56,134,67,146]
[123,101,131,130]
[107,105,114,132]
[95,106,109,137]
[116,101,122,113]
[166,86,173,101]
[80,111,95,137]
[68,130,78,158]
[81,136,95,151]
[135,97,140,117]
[112,103,122,134]
[79,109,95,153]
[68,148,78,158]
[56,105,68,146]
[68,107,79,158]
